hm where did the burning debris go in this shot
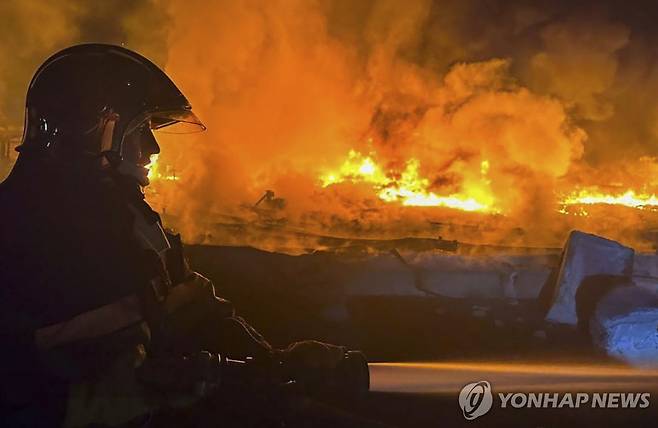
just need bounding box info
[318,150,658,215]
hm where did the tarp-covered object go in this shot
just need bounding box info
[591,284,658,366]
[545,231,634,325]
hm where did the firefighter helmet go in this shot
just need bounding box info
[17,43,205,164]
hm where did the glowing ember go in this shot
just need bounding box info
[557,206,589,217]
[321,150,495,212]
[561,189,658,209]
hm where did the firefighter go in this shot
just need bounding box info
[0,44,345,427]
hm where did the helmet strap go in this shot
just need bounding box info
[95,110,121,153]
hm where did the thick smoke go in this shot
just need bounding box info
[3,0,658,250]
[0,1,168,126]
[156,0,587,245]
[0,1,79,126]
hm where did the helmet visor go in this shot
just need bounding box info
[124,108,206,138]
[150,109,206,134]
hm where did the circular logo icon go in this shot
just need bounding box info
[459,381,493,420]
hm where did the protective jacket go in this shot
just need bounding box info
[0,157,251,427]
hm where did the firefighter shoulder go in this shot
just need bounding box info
[0,43,355,428]
[0,43,207,427]
[35,204,233,427]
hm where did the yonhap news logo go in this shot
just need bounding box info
[458,380,651,420]
[459,381,493,420]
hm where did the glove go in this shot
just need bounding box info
[281,340,345,370]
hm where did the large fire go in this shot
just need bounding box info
[132,1,658,251]
[3,1,658,253]
[316,149,658,216]
[149,149,658,216]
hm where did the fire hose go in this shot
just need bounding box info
[137,349,370,400]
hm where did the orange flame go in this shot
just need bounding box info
[321,152,658,216]
[321,150,496,212]
[561,189,658,210]
[148,154,180,182]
